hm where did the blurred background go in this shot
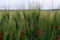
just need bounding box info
[0,0,60,10]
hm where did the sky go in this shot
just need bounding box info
[0,0,60,10]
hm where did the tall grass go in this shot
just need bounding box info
[0,10,59,40]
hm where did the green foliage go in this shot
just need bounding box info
[0,10,59,40]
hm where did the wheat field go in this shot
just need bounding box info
[0,10,60,40]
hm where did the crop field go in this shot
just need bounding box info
[0,10,60,40]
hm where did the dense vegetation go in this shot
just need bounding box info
[0,10,60,40]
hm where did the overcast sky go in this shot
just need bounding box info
[0,0,60,10]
